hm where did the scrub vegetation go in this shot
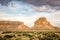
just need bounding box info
[0,31,60,40]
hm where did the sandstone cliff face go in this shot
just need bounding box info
[0,17,60,32]
[0,21,30,31]
[32,17,60,31]
[17,23,30,31]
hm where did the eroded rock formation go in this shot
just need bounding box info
[0,17,60,32]
[0,21,30,31]
[32,17,60,31]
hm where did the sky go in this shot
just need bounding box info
[0,0,60,28]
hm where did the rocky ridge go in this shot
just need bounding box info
[0,17,60,32]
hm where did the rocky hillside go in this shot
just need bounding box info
[0,21,30,31]
[32,17,60,32]
[0,17,60,32]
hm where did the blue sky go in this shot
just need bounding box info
[0,0,60,27]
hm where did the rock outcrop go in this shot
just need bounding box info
[0,21,30,31]
[32,17,60,32]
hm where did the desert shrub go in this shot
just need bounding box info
[38,32,60,40]
[4,35,14,38]
[2,31,12,34]
[16,38,21,40]
[0,31,60,40]
[23,33,33,37]
[0,36,4,40]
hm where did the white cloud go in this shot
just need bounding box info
[8,1,21,11]
[33,5,57,13]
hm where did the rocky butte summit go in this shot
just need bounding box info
[32,17,60,32]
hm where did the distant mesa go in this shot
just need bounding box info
[0,17,60,32]
[0,21,30,31]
